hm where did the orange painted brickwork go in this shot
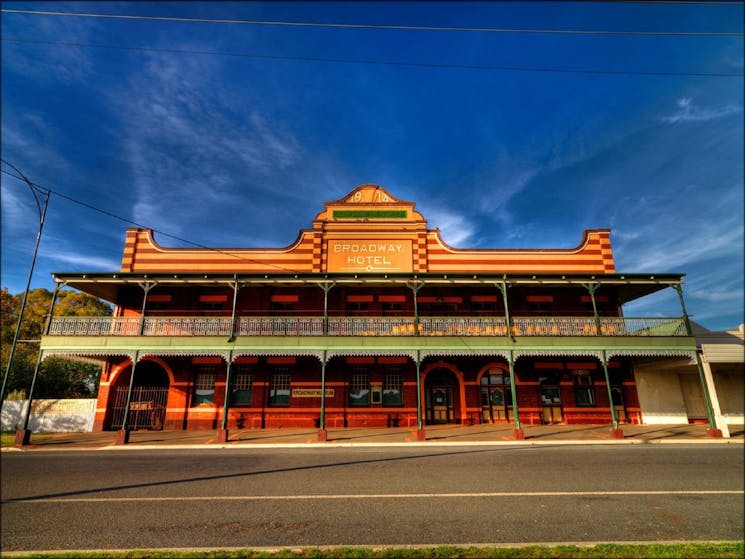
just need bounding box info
[120,184,615,275]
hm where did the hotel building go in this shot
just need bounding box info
[37,185,723,442]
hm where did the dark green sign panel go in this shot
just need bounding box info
[333,210,408,219]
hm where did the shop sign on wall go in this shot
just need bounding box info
[292,389,335,398]
[327,240,413,272]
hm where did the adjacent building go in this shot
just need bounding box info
[37,184,726,442]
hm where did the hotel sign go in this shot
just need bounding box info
[327,240,413,273]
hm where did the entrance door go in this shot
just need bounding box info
[539,373,563,424]
[110,386,168,430]
[425,369,459,424]
[429,386,454,423]
[480,368,513,423]
[107,360,170,430]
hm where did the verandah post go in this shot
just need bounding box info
[673,284,721,437]
[507,351,523,440]
[318,350,328,441]
[497,280,522,440]
[496,280,514,341]
[582,282,602,336]
[137,281,156,335]
[217,277,241,443]
[602,350,623,438]
[116,350,140,445]
[407,281,424,336]
[415,350,425,440]
[316,281,335,335]
[217,351,234,443]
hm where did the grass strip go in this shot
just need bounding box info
[3,542,743,559]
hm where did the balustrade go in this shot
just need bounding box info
[46,316,688,338]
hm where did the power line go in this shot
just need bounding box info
[1,8,742,36]
[0,168,304,274]
[3,38,742,78]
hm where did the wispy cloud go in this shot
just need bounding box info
[112,50,304,239]
[39,247,121,271]
[424,208,475,247]
[1,114,74,181]
[0,180,34,225]
[661,97,742,124]
[1,10,99,83]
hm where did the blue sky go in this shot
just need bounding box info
[1,1,743,330]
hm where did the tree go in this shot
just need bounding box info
[1,287,112,399]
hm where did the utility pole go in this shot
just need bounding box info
[0,160,50,404]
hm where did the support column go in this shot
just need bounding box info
[228,275,240,342]
[582,283,603,335]
[316,281,335,335]
[407,281,424,336]
[673,284,720,436]
[15,281,63,447]
[507,351,523,440]
[318,350,328,441]
[217,351,234,443]
[496,280,514,341]
[415,350,425,440]
[497,281,522,440]
[601,350,623,438]
[695,353,724,438]
[116,351,140,445]
[700,358,729,438]
[137,281,156,335]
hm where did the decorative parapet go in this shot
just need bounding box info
[118,185,615,275]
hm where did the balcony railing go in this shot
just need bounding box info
[46,316,689,337]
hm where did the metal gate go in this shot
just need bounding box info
[109,386,168,430]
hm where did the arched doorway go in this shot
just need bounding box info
[425,368,460,424]
[107,360,170,431]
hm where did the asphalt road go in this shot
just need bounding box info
[1,444,743,552]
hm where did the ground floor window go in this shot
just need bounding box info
[383,367,403,405]
[572,370,596,406]
[231,366,254,405]
[539,372,562,405]
[269,369,291,405]
[193,365,217,405]
[350,368,371,406]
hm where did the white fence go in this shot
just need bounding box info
[1,399,96,432]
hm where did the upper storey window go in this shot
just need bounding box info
[270,295,299,316]
[471,295,498,315]
[526,295,553,316]
[146,294,172,314]
[418,296,461,316]
[198,295,226,314]
[581,295,610,316]
[346,295,372,315]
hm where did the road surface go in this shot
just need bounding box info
[2,444,743,551]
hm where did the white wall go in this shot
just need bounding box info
[1,399,96,432]
[714,366,745,424]
[634,366,689,424]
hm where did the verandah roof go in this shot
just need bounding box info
[50,271,685,307]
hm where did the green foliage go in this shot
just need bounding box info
[5,388,27,400]
[1,286,112,398]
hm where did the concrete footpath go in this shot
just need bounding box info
[2,423,743,450]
